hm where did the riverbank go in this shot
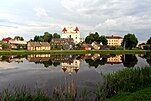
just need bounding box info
[0,50,150,55]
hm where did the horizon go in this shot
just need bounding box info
[0,0,151,43]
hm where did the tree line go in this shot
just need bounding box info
[30,32,60,42]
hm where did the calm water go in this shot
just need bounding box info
[0,53,150,97]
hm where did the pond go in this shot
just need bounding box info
[0,53,150,100]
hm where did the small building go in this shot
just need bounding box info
[106,35,123,46]
[0,44,2,50]
[82,44,93,50]
[9,40,27,49]
[91,42,101,50]
[51,38,74,50]
[138,43,146,49]
[27,42,51,51]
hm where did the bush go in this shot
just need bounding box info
[110,46,116,50]
[2,43,10,50]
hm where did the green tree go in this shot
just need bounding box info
[14,36,24,41]
[147,37,151,44]
[122,33,138,50]
[53,33,60,38]
[99,36,108,45]
[85,32,107,45]
[43,32,52,42]
[2,43,10,50]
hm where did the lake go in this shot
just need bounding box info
[0,53,150,100]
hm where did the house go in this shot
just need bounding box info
[61,25,81,44]
[27,42,51,51]
[106,35,123,46]
[51,38,74,50]
[9,40,27,49]
[82,44,93,50]
[0,44,2,50]
[138,43,146,49]
[91,42,101,50]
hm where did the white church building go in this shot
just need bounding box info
[61,25,81,44]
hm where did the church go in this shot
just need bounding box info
[61,25,81,44]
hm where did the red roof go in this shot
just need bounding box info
[74,26,79,33]
[2,37,12,42]
[106,35,122,39]
[62,27,67,33]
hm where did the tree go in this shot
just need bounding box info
[2,43,10,50]
[99,36,108,45]
[14,36,24,41]
[53,33,60,38]
[122,33,138,50]
[147,37,151,44]
[85,32,107,45]
[43,32,52,42]
[122,54,138,67]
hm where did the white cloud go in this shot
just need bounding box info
[34,8,48,18]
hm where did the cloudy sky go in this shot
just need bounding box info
[0,0,151,42]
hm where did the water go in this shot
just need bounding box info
[0,53,150,98]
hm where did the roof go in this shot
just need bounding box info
[52,38,74,43]
[28,42,50,47]
[40,42,51,47]
[2,37,12,42]
[106,35,123,39]
[82,44,93,48]
[62,25,80,34]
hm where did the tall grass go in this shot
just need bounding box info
[105,66,151,97]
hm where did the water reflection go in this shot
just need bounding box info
[138,52,151,66]
[0,53,150,70]
[122,54,138,68]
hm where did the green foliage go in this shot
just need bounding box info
[33,32,60,42]
[106,67,151,97]
[107,87,151,101]
[147,37,151,45]
[53,33,60,38]
[14,36,24,41]
[122,33,138,50]
[122,54,138,67]
[99,36,108,45]
[2,43,10,50]
[43,32,52,42]
[85,32,107,45]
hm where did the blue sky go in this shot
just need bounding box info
[0,0,151,42]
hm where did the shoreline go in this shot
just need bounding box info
[0,50,150,55]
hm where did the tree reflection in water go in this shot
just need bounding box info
[122,54,138,68]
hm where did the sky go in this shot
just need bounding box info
[0,0,151,43]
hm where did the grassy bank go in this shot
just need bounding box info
[0,50,150,55]
[107,87,151,101]
[105,66,151,101]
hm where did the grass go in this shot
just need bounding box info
[0,50,150,55]
[107,87,151,101]
[105,66,151,97]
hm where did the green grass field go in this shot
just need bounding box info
[0,50,150,55]
[107,87,151,101]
